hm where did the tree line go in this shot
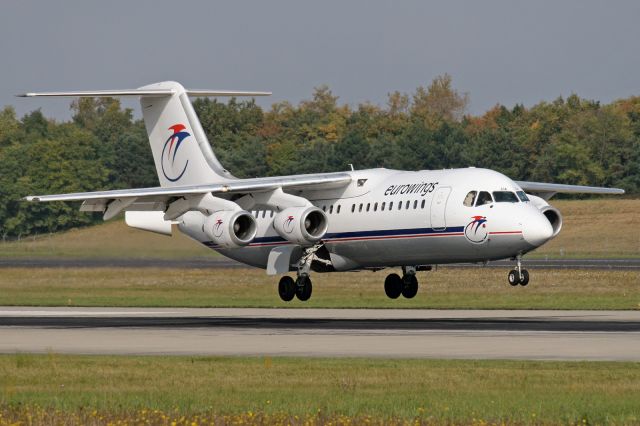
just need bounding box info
[1,74,638,238]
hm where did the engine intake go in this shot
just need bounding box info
[540,205,563,238]
[203,210,257,248]
[273,206,328,246]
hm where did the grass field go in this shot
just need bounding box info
[0,355,638,424]
[1,198,638,260]
[0,267,638,309]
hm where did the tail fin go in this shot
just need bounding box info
[18,81,271,187]
[139,81,231,186]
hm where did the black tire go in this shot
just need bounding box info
[401,274,419,299]
[278,276,296,302]
[508,270,520,286]
[519,269,530,286]
[384,273,403,299]
[295,276,313,301]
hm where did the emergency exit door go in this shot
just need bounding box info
[430,187,451,231]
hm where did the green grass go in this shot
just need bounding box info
[530,198,640,259]
[0,267,638,309]
[0,355,638,424]
[0,221,213,259]
[1,198,638,260]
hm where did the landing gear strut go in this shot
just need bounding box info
[508,255,529,286]
[277,244,319,302]
[384,267,419,299]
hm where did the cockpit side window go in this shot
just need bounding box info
[516,191,530,202]
[463,191,477,207]
[475,191,493,206]
[493,191,519,203]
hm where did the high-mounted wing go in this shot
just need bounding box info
[24,172,353,220]
[516,181,625,200]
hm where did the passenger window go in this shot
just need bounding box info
[359,204,363,212]
[381,202,386,211]
[475,191,493,206]
[329,205,334,214]
[389,201,394,210]
[405,201,410,209]
[262,210,266,218]
[366,203,371,212]
[398,201,402,210]
[351,204,355,213]
[322,205,326,212]
[337,205,341,214]
[516,191,530,202]
[421,199,425,209]
[493,191,519,203]
[374,202,378,212]
[270,210,274,217]
[413,200,418,209]
[463,191,477,207]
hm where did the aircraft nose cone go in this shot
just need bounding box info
[522,214,554,247]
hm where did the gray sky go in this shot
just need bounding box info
[2,0,639,120]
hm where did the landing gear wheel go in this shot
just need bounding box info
[278,276,296,302]
[519,269,529,286]
[508,270,520,286]
[295,275,313,301]
[384,273,403,299]
[401,274,419,299]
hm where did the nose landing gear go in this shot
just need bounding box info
[508,255,529,286]
[384,267,419,299]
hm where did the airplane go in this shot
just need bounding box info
[20,81,625,302]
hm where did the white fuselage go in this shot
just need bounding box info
[178,167,555,271]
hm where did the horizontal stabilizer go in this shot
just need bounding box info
[17,89,271,98]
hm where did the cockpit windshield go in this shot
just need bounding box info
[475,191,493,206]
[492,191,519,203]
[516,191,530,202]
[463,191,477,207]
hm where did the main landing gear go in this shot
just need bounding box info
[278,244,317,302]
[278,275,312,301]
[384,267,419,299]
[508,255,529,286]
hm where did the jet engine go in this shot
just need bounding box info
[273,206,328,246]
[527,194,563,238]
[203,210,257,248]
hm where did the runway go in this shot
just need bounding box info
[0,257,639,269]
[1,307,639,360]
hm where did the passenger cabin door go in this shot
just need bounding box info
[430,187,451,231]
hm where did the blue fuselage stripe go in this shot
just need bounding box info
[206,226,467,248]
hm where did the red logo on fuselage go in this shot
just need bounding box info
[464,215,488,243]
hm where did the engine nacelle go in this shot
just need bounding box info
[203,210,257,248]
[273,206,328,246]
[527,194,563,239]
[539,205,563,238]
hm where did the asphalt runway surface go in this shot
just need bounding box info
[1,257,639,270]
[1,308,639,360]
